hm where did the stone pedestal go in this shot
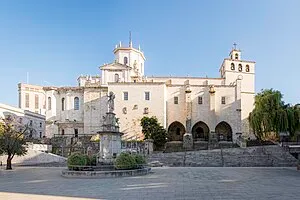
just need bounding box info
[183,133,193,150]
[99,132,123,163]
[144,139,154,155]
[209,131,219,149]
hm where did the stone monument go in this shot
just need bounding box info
[97,92,124,163]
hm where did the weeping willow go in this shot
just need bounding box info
[249,89,300,141]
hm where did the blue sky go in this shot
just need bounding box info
[0,0,299,106]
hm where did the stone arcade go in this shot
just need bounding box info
[18,38,256,148]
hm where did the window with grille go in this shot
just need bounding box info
[123,92,128,100]
[174,96,179,104]
[221,96,226,104]
[198,96,203,104]
[145,92,150,100]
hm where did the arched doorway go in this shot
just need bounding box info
[192,121,209,141]
[168,121,185,141]
[215,121,232,141]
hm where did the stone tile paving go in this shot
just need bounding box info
[0,167,299,200]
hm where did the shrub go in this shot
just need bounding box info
[67,153,88,170]
[90,155,97,166]
[133,154,146,168]
[114,152,137,170]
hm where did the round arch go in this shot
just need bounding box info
[168,121,185,141]
[192,121,210,141]
[215,121,232,141]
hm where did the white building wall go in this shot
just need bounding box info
[0,103,46,138]
[109,83,166,140]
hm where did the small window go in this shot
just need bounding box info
[231,63,235,70]
[74,97,79,110]
[30,120,33,126]
[235,53,239,60]
[61,129,65,135]
[246,65,250,72]
[35,94,39,109]
[198,96,203,104]
[74,129,78,138]
[123,92,128,100]
[221,96,226,104]
[238,64,242,72]
[62,98,65,111]
[48,97,52,110]
[145,92,150,100]
[25,93,29,108]
[40,122,42,128]
[114,73,119,82]
[174,96,179,104]
[124,57,128,65]
[39,132,42,138]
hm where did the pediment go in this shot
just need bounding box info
[100,62,131,71]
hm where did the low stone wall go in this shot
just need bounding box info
[148,145,299,167]
[61,167,151,178]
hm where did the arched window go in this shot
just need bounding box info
[124,57,128,65]
[61,129,65,135]
[231,63,235,70]
[238,64,242,72]
[74,97,79,110]
[235,53,239,60]
[62,98,65,111]
[114,73,119,82]
[48,97,51,110]
[246,65,250,72]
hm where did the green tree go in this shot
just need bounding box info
[140,116,167,150]
[249,89,300,141]
[0,116,31,170]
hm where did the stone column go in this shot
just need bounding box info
[144,139,154,155]
[183,81,193,150]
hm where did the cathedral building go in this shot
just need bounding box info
[18,39,255,144]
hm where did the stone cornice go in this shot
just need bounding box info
[150,76,224,80]
[108,82,165,86]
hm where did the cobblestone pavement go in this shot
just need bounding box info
[0,167,299,200]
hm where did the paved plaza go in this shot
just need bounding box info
[0,167,299,200]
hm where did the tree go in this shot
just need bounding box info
[249,89,300,141]
[140,116,167,150]
[0,115,31,170]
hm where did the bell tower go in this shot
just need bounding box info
[113,33,146,82]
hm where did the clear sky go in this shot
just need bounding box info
[0,0,299,106]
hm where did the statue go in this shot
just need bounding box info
[108,91,115,113]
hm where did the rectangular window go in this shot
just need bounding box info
[74,129,78,138]
[123,92,128,100]
[145,92,150,100]
[25,93,29,108]
[30,120,33,126]
[39,132,42,138]
[221,96,226,104]
[174,96,179,104]
[40,122,42,128]
[35,94,39,109]
[198,96,203,104]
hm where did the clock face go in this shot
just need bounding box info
[238,75,243,80]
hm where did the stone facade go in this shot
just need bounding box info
[18,40,255,144]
